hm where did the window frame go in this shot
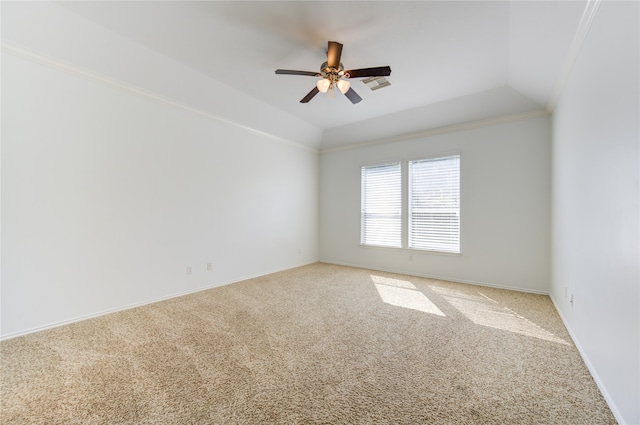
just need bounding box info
[408,154,461,254]
[360,161,403,248]
[359,152,462,255]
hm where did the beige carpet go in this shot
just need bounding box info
[1,263,615,424]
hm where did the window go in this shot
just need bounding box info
[409,155,460,253]
[361,162,401,248]
[360,155,460,253]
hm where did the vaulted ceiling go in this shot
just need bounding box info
[4,1,590,150]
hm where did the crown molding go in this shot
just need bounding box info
[546,0,602,112]
[2,38,555,156]
[319,109,551,154]
[1,39,319,154]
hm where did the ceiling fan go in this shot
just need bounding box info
[275,41,391,104]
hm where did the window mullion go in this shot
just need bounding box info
[401,160,408,250]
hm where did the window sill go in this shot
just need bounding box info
[360,244,462,256]
[408,247,462,257]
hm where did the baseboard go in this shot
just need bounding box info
[0,260,318,341]
[549,294,626,425]
[318,259,549,295]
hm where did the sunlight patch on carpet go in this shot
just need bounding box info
[371,275,445,316]
[429,286,569,345]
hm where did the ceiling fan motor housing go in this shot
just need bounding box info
[320,61,345,82]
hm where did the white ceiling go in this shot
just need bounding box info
[17,1,589,149]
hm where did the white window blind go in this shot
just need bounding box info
[361,162,402,248]
[409,155,460,253]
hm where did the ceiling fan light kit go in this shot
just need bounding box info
[275,41,391,104]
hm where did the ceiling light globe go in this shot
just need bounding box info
[317,79,331,93]
[336,79,351,94]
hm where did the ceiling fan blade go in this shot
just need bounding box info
[327,41,343,70]
[344,66,392,78]
[300,87,320,103]
[276,69,321,77]
[344,87,363,104]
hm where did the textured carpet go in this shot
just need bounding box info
[1,263,615,424]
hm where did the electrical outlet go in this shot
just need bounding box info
[206,262,212,271]
[186,265,192,275]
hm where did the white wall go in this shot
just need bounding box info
[1,50,319,338]
[551,1,639,424]
[320,116,551,293]
[0,1,323,149]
